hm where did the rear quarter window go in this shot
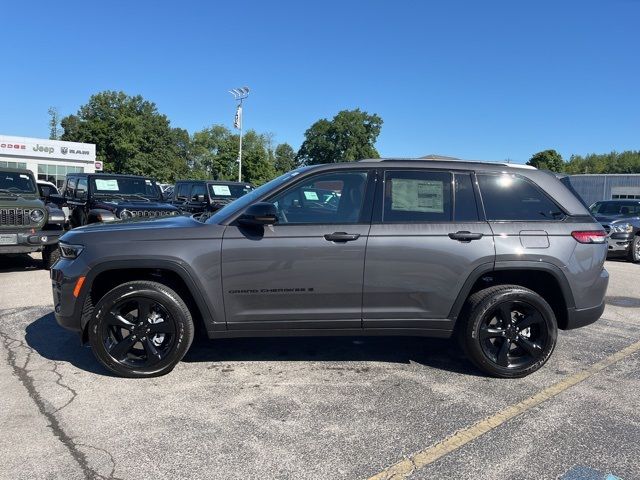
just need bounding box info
[477,174,564,221]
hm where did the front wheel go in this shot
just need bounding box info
[627,235,640,263]
[459,285,558,378]
[88,281,194,378]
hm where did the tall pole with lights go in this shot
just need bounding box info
[229,86,250,182]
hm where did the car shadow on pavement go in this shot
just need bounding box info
[25,312,114,376]
[184,335,484,377]
[0,254,42,273]
[24,313,482,377]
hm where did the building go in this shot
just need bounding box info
[568,174,640,206]
[0,134,98,189]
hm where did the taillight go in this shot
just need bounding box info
[571,230,607,244]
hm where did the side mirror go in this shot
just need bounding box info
[238,202,278,226]
[39,186,52,198]
[76,189,87,200]
[195,194,206,203]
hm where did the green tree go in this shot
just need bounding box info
[296,109,383,165]
[274,143,297,174]
[526,149,564,172]
[47,107,61,140]
[564,151,640,174]
[190,125,276,185]
[60,91,189,182]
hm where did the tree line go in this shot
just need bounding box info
[527,149,640,174]
[57,91,636,184]
[58,91,382,184]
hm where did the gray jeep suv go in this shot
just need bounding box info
[51,159,608,378]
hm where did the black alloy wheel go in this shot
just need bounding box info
[89,281,194,378]
[478,300,549,369]
[461,285,558,378]
[101,297,177,369]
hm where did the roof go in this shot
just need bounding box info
[175,179,254,186]
[74,173,153,179]
[357,157,536,170]
[0,167,34,175]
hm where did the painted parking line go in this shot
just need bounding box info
[367,339,640,480]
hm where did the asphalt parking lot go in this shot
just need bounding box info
[1,255,639,480]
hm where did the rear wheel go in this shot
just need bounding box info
[88,281,194,378]
[460,285,557,378]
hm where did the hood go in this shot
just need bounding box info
[93,198,179,211]
[59,214,227,245]
[0,193,44,209]
[594,214,640,225]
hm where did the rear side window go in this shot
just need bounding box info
[454,173,479,221]
[477,174,564,221]
[383,170,452,222]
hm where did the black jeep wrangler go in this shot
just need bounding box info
[170,180,253,217]
[54,173,180,228]
[0,167,65,268]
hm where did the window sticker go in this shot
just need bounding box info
[212,185,231,196]
[391,179,444,213]
[20,174,30,179]
[95,179,119,191]
[145,179,152,185]
[303,190,319,201]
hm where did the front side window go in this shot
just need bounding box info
[269,171,368,224]
[175,183,190,201]
[478,174,564,221]
[383,170,452,222]
[191,183,206,201]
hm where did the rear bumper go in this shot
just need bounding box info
[565,301,605,330]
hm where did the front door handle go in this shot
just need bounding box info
[448,231,483,242]
[324,232,361,242]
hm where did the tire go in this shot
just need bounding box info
[42,244,61,270]
[88,281,194,378]
[627,235,640,263]
[459,285,558,378]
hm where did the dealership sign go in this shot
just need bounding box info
[0,135,95,162]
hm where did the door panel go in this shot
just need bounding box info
[221,169,374,330]
[363,222,494,327]
[221,223,370,329]
[363,169,495,329]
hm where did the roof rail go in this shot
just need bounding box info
[358,157,536,169]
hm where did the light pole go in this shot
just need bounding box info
[229,86,250,182]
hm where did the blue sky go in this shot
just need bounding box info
[0,0,638,163]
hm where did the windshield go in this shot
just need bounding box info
[91,176,161,199]
[206,168,311,224]
[0,171,36,193]
[590,201,640,216]
[209,183,253,201]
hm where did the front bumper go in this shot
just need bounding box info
[51,259,86,334]
[606,232,633,253]
[0,230,62,254]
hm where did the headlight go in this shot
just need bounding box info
[59,243,84,259]
[30,209,45,223]
[612,223,633,233]
[119,209,133,219]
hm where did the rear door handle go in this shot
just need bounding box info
[324,232,361,242]
[448,231,483,242]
